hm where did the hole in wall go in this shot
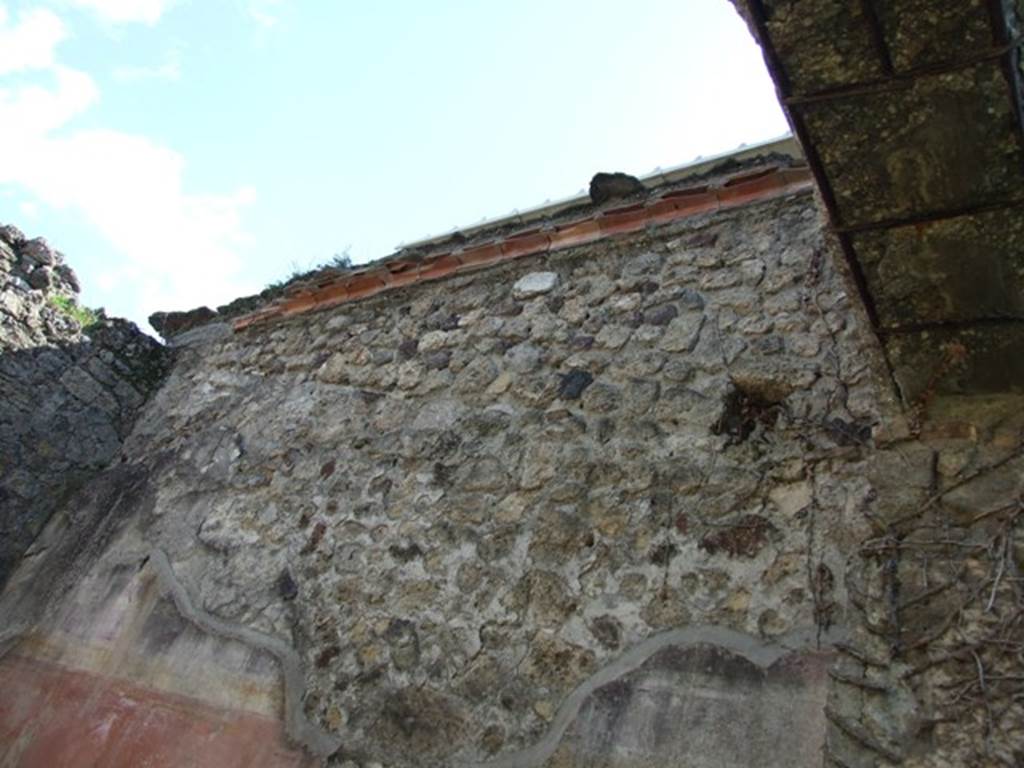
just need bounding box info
[712,377,790,444]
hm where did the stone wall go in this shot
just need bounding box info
[0,224,171,585]
[1,163,1021,768]
[1,183,874,766]
[825,393,1024,768]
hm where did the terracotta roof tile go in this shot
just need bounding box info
[547,219,603,250]
[233,162,813,331]
[501,232,552,260]
[456,242,504,271]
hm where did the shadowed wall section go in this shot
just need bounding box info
[0,225,171,587]
[550,645,831,768]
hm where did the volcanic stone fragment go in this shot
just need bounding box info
[21,238,57,266]
[276,569,299,601]
[28,267,52,290]
[558,369,594,400]
[643,303,678,326]
[700,515,775,558]
[589,172,645,205]
[149,306,218,339]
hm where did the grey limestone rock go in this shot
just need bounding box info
[512,271,558,299]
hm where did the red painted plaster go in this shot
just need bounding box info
[0,655,314,768]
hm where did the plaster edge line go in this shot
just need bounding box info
[148,548,343,760]
[147,544,843,767]
[464,623,846,768]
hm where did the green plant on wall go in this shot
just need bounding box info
[49,295,101,329]
[264,249,354,293]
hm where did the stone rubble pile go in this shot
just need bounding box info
[0,224,86,350]
[0,222,172,585]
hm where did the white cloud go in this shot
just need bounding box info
[0,6,67,74]
[246,0,283,28]
[66,0,170,25]
[0,65,99,135]
[1,123,259,319]
[113,46,181,81]
[0,4,258,326]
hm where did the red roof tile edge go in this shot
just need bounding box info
[233,166,813,331]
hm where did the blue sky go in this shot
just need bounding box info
[0,0,788,331]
